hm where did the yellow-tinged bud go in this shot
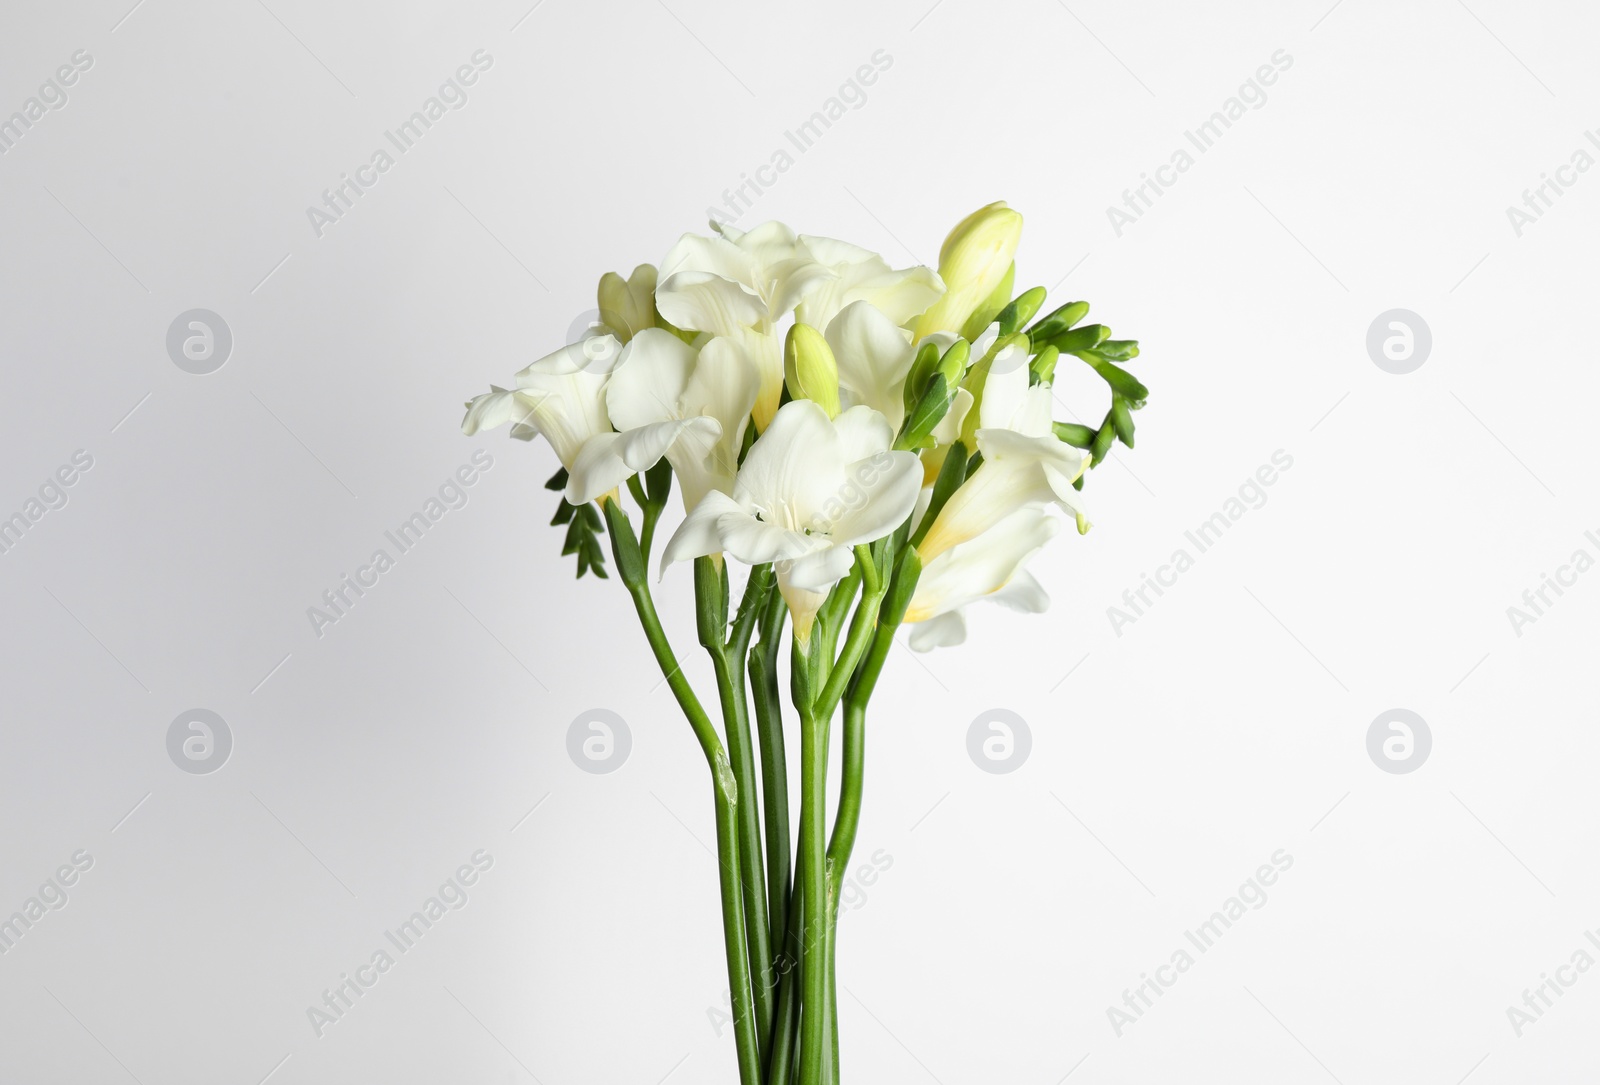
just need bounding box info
[784,322,840,418]
[596,264,658,343]
[914,202,1024,338]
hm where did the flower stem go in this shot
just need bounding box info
[700,559,775,1053]
[750,582,794,1051]
[602,501,761,1085]
[798,711,830,1083]
[821,546,923,1081]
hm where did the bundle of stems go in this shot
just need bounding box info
[600,463,926,1085]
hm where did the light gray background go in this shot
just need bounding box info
[1,0,1596,1081]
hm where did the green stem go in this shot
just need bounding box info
[821,548,923,1083]
[750,581,792,1002]
[602,502,761,1085]
[767,879,803,1085]
[795,637,830,1085]
[700,559,775,1054]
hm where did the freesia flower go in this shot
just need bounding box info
[656,222,836,429]
[916,347,1090,563]
[796,235,944,332]
[905,507,1056,651]
[661,400,922,643]
[595,264,659,344]
[462,339,615,504]
[572,329,758,511]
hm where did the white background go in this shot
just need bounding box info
[1,0,1597,1081]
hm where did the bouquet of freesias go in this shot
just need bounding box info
[462,202,1149,1084]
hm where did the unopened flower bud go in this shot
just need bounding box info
[914,202,1024,338]
[784,322,840,418]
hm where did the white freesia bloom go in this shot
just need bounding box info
[656,222,837,429]
[824,300,917,431]
[917,353,1089,563]
[462,339,615,504]
[905,507,1057,651]
[796,235,944,332]
[571,329,758,512]
[662,400,922,642]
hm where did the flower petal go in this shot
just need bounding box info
[655,270,765,337]
[606,329,699,425]
[826,301,916,429]
[824,449,923,547]
[733,399,843,523]
[660,489,745,577]
[908,610,967,652]
[781,544,857,594]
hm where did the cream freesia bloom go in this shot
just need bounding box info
[570,329,758,511]
[796,235,944,332]
[655,222,836,430]
[461,339,615,504]
[916,348,1089,563]
[661,400,922,643]
[905,506,1057,650]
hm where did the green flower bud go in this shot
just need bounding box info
[784,322,841,418]
[1030,344,1059,385]
[902,340,943,415]
[1097,339,1140,361]
[1110,397,1136,447]
[1052,421,1097,448]
[914,201,1024,338]
[1027,300,1088,342]
[937,339,970,386]
[1090,418,1116,466]
[997,286,1047,336]
[1047,323,1111,354]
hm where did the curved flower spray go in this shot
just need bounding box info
[461,202,1152,1085]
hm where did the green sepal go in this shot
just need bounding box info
[599,498,643,583]
[909,440,968,549]
[902,340,943,415]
